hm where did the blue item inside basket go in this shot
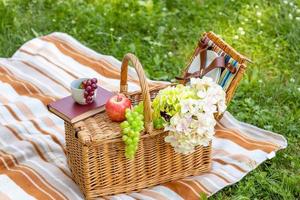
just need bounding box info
[206,39,240,91]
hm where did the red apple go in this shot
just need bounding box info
[105,94,132,122]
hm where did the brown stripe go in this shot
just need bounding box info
[43,35,163,89]
[20,61,70,92]
[44,36,129,79]
[4,125,47,161]
[4,150,69,200]
[42,36,123,79]
[0,67,56,104]
[0,151,67,200]
[213,149,257,166]
[215,128,276,153]
[212,158,247,173]
[19,48,79,79]
[2,105,21,121]
[5,105,71,178]
[0,65,13,75]
[41,116,64,135]
[180,179,210,194]
[0,76,69,178]
[140,189,169,200]
[208,171,231,183]
[0,156,55,200]
[0,70,35,95]
[216,123,278,149]
[30,118,66,155]
[14,102,66,152]
[163,180,200,200]
[0,191,12,200]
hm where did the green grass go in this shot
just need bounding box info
[0,0,299,199]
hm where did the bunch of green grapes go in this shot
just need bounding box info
[120,102,144,159]
[153,117,164,129]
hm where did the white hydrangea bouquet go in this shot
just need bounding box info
[152,77,227,154]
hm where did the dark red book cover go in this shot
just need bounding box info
[48,87,115,123]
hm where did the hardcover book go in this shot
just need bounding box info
[48,87,115,123]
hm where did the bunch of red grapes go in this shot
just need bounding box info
[79,78,98,104]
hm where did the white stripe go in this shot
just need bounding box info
[0,151,68,200]
[26,38,140,92]
[0,94,65,163]
[129,192,156,200]
[211,161,244,179]
[0,157,57,200]
[3,143,82,200]
[0,60,66,98]
[0,175,36,200]
[220,112,287,148]
[111,194,135,200]
[213,137,268,162]
[151,186,184,200]
[0,82,20,98]
[177,180,201,196]
[15,53,74,87]
[50,32,162,85]
[210,169,236,182]
[191,176,222,193]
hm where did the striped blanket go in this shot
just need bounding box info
[0,32,287,200]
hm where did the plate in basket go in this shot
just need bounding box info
[188,50,221,83]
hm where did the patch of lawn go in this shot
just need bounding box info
[0,0,299,199]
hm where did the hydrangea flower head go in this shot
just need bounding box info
[154,77,227,154]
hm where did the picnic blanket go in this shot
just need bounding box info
[0,32,287,200]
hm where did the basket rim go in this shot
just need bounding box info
[206,31,252,64]
[73,85,171,146]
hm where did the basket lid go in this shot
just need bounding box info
[73,112,123,145]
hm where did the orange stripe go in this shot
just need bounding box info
[3,150,69,199]
[0,70,69,178]
[42,36,123,79]
[43,35,162,89]
[208,171,231,183]
[213,149,257,166]
[0,65,13,75]
[14,102,65,151]
[4,125,47,161]
[180,179,210,194]
[0,73,33,95]
[215,128,276,153]
[20,61,70,92]
[0,151,67,200]
[19,48,79,79]
[0,156,55,200]
[163,180,200,200]
[217,123,278,148]
[212,158,247,173]
[0,67,56,104]
[2,105,22,121]
[1,101,71,178]
[41,116,64,135]
[3,121,70,179]
[3,101,64,153]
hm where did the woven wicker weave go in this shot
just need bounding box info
[182,31,250,105]
[64,32,250,199]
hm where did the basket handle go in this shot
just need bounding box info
[120,53,153,134]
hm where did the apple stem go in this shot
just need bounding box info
[116,96,122,102]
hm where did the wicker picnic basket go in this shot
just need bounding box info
[64,31,250,199]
